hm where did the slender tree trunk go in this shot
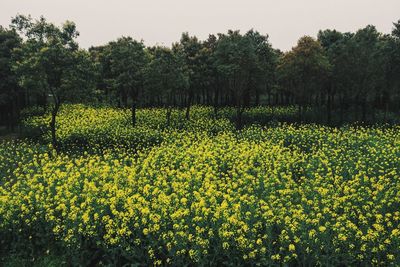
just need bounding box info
[131,102,136,127]
[214,87,219,118]
[50,103,60,151]
[383,102,389,122]
[298,104,302,122]
[166,107,172,127]
[236,106,243,129]
[326,84,333,126]
[37,92,47,111]
[185,103,190,120]
[327,92,332,126]
[25,88,30,107]
[382,90,389,122]
[121,91,128,107]
[185,92,192,120]
[10,96,18,132]
[6,110,11,131]
[255,90,260,106]
[339,95,345,125]
[361,96,367,123]
[0,106,4,126]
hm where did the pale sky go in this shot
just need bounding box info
[1,0,399,51]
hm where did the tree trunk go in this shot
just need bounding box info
[121,91,128,107]
[383,101,389,122]
[214,87,219,118]
[339,95,345,125]
[185,92,192,120]
[298,104,302,122]
[10,96,18,132]
[361,97,367,123]
[243,88,250,108]
[185,104,190,121]
[50,103,60,151]
[131,102,136,127]
[255,90,260,106]
[382,90,390,122]
[166,107,172,127]
[37,92,47,111]
[236,106,244,129]
[327,93,332,126]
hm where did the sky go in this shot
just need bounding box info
[1,0,400,51]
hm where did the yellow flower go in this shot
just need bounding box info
[387,254,395,261]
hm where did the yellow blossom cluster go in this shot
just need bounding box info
[1,105,399,265]
[22,104,297,151]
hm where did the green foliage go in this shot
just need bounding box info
[12,15,96,105]
[10,15,97,148]
[109,37,147,105]
[144,46,189,108]
[0,27,21,104]
[2,15,400,129]
[279,36,330,102]
[215,30,258,103]
[0,26,22,128]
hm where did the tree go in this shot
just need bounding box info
[351,26,381,122]
[201,34,220,116]
[392,20,400,39]
[0,26,21,130]
[389,20,400,112]
[278,36,330,122]
[245,30,278,106]
[174,33,203,120]
[12,15,96,150]
[89,44,114,104]
[318,29,350,124]
[144,46,189,126]
[108,37,148,126]
[214,30,258,128]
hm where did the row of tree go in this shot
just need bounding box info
[1,15,400,145]
[88,29,279,128]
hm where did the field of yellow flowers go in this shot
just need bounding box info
[1,105,399,266]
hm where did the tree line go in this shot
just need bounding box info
[1,15,400,142]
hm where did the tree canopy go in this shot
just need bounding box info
[0,14,399,131]
[11,15,96,148]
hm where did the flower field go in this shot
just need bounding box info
[1,105,400,266]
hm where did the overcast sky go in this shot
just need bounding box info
[1,0,400,51]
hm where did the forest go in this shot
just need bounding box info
[1,14,400,266]
[1,15,400,135]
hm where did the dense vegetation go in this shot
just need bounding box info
[1,15,400,137]
[1,14,400,266]
[1,105,400,266]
